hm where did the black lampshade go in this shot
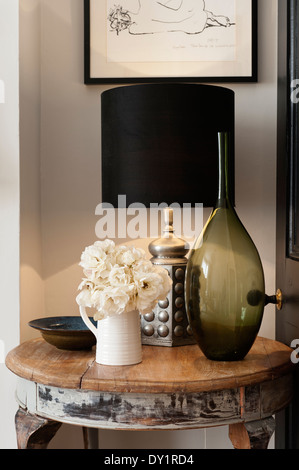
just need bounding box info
[101,83,235,208]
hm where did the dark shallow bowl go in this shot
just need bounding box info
[28,316,97,350]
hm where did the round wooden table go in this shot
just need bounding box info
[5,336,294,449]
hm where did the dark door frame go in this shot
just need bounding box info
[276,0,299,449]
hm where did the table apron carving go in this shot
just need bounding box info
[16,374,293,431]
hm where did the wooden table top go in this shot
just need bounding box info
[6,337,294,394]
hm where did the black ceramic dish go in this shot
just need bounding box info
[28,316,97,350]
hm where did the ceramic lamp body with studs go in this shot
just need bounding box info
[141,208,196,347]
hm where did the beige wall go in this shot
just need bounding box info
[19,0,278,449]
[20,0,45,342]
[0,0,20,450]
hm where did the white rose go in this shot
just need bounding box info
[91,286,105,309]
[115,245,146,267]
[132,262,172,314]
[76,278,106,308]
[77,278,94,291]
[76,289,93,308]
[93,285,135,320]
[79,243,114,280]
[94,239,115,254]
[79,244,106,269]
[77,241,172,320]
[132,259,153,273]
[108,265,133,287]
[152,265,173,299]
[134,271,164,314]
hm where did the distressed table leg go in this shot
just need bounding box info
[229,417,275,449]
[15,407,62,449]
[82,427,99,449]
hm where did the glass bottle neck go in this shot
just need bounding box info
[216,132,232,209]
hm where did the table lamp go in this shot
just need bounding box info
[101,83,235,346]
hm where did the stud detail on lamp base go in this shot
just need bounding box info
[141,208,196,347]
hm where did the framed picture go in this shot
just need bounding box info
[84,0,257,84]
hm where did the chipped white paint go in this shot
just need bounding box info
[15,373,293,433]
[16,378,37,413]
[35,384,240,430]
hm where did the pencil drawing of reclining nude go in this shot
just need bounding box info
[108,0,234,35]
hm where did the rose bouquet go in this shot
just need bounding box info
[76,240,172,321]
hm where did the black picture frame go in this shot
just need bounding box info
[84,0,257,84]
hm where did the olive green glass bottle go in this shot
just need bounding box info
[185,132,265,361]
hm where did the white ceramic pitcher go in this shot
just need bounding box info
[79,307,142,366]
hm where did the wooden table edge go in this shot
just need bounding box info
[5,336,296,394]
